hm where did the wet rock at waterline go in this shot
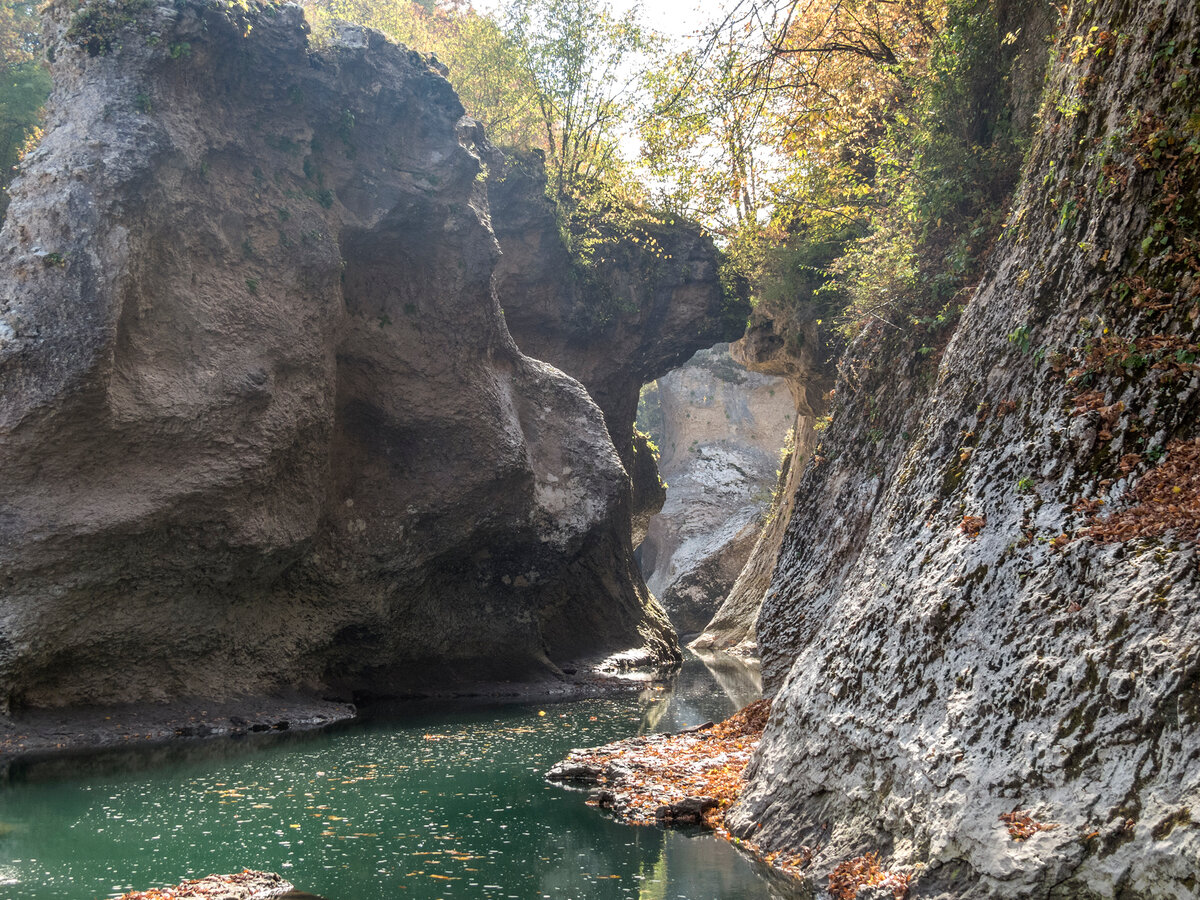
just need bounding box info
[0,0,678,714]
[636,346,793,635]
[489,151,750,545]
[730,0,1200,896]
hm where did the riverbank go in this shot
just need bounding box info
[0,692,357,772]
[548,698,912,898]
[0,659,679,771]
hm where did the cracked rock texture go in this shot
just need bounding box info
[636,346,793,635]
[0,0,678,713]
[729,0,1200,897]
[488,151,750,545]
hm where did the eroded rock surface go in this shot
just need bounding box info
[0,0,675,714]
[688,419,813,654]
[689,307,836,651]
[488,151,750,543]
[636,346,793,635]
[729,0,1200,896]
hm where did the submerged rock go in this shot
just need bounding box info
[730,0,1200,896]
[0,0,676,714]
[116,870,293,899]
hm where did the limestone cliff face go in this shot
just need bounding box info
[636,346,793,635]
[688,416,813,654]
[689,298,837,652]
[488,152,750,543]
[730,0,1200,896]
[0,0,676,712]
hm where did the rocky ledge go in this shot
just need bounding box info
[0,693,354,770]
[547,700,767,830]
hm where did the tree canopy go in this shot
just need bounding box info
[4,0,1038,347]
[0,0,50,216]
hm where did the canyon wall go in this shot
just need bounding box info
[0,0,684,712]
[729,0,1200,896]
[488,151,750,544]
[690,295,837,653]
[636,346,793,635]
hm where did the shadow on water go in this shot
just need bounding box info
[1,652,800,900]
[2,728,337,787]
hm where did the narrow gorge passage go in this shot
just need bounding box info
[0,0,1196,896]
[633,344,797,642]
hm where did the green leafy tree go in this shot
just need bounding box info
[641,28,778,234]
[305,0,547,150]
[645,0,1032,340]
[0,0,49,218]
[503,0,654,199]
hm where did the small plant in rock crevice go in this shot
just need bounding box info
[65,0,152,57]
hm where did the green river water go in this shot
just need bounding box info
[0,653,800,900]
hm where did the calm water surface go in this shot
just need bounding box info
[0,653,799,899]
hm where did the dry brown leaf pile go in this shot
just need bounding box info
[1000,810,1060,841]
[551,700,908,887]
[828,852,912,900]
[1083,438,1200,545]
[116,870,290,900]
[564,699,771,828]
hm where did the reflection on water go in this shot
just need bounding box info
[693,651,762,711]
[1,652,798,900]
[636,650,761,735]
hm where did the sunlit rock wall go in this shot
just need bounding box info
[636,346,793,635]
[730,0,1200,896]
[689,308,837,653]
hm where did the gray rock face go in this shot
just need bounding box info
[729,0,1200,896]
[0,0,676,712]
[637,346,793,635]
[689,417,815,654]
[689,307,836,653]
[488,151,751,544]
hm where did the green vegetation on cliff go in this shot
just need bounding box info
[646,0,1053,355]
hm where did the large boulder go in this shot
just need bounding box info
[0,0,676,712]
